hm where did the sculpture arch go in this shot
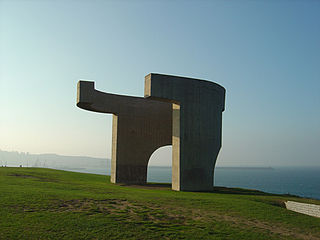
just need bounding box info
[148,145,172,167]
[147,145,172,183]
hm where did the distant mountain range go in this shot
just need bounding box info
[0,150,110,169]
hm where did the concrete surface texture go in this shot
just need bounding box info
[145,73,225,191]
[77,81,172,184]
[285,201,320,218]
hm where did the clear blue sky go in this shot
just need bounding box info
[1,0,319,167]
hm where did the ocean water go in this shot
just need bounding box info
[58,166,320,200]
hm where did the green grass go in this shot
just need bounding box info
[0,167,319,240]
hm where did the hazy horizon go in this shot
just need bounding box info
[1,149,319,168]
[1,1,319,167]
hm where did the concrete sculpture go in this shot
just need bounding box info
[145,74,225,191]
[77,73,225,191]
[77,81,172,184]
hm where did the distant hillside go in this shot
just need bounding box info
[0,150,110,169]
[0,150,275,170]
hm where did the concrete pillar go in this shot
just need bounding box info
[144,73,225,191]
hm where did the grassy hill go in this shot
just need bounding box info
[0,168,319,240]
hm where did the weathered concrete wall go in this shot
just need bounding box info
[285,201,320,218]
[77,81,172,184]
[145,73,225,191]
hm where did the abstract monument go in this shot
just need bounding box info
[77,73,225,191]
[76,81,172,184]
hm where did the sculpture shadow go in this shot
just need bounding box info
[213,186,301,198]
[213,186,277,196]
[118,182,172,190]
[119,182,299,199]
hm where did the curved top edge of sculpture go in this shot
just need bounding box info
[144,73,225,111]
[145,73,226,92]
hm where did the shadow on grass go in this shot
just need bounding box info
[119,182,300,198]
[213,186,300,198]
[118,182,172,190]
[213,186,274,196]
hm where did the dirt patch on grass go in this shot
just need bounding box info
[51,198,320,239]
[19,197,319,240]
[51,198,131,214]
[47,198,187,225]
[8,173,58,182]
[171,206,320,240]
[8,173,38,179]
[256,199,287,208]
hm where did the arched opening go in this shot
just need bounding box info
[147,145,172,183]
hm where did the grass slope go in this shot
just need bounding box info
[0,167,319,240]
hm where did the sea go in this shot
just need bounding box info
[58,166,320,200]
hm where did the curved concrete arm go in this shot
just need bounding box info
[77,80,159,115]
